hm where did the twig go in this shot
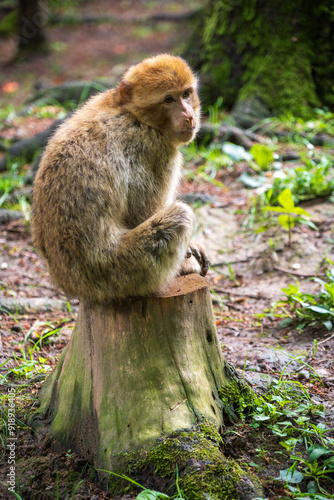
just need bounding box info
[212,287,263,299]
[224,302,244,311]
[273,265,324,278]
[212,257,254,267]
[318,333,334,344]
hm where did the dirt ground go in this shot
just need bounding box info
[0,0,334,499]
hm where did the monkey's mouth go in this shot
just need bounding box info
[177,128,196,138]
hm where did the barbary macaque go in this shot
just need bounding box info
[32,54,209,302]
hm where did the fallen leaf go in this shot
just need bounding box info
[2,81,19,93]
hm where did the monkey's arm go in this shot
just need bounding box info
[52,200,195,303]
[108,202,194,298]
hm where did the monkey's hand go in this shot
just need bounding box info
[180,243,210,277]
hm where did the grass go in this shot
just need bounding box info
[0,312,74,384]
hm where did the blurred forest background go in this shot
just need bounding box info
[1,1,334,500]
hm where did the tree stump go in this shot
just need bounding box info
[37,274,228,470]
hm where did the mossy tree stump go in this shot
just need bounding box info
[37,274,229,470]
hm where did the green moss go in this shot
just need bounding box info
[107,422,262,499]
[198,420,223,443]
[186,0,334,117]
[219,362,257,424]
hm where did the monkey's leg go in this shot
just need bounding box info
[110,202,195,298]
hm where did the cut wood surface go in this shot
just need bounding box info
[37,274,228,469]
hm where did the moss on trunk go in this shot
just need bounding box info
[186,0,334,118]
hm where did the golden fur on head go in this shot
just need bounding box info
[123,54,198,99]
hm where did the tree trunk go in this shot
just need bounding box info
[18,0,48,52]
[36,274,228,470]
[186,0,334,120]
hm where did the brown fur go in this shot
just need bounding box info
[31,54,207,302]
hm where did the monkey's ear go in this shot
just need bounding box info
[119,80,133,104]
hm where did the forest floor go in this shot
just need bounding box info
[0,1,334,499]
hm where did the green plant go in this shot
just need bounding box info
[26,99,68,119]
[264,188,317,245]
[0,346,51,383]
[279,269,334,330]
[226,262,240,285]
[0,105,16,131]
[24,318,73,347]
[249,143,275,171]
[254,108,334,143]
[269,157,334,204]
[17,195,31,222]
[184,141,253,188]
[184,143,230,187]
[208,96,225,124]
[241,193,270,231]
[70,480,84,499]
[98,470,186,500]
[9,492,24,500]
[222,142,253,162]
[249,374,334,498]
[0,159,26,207]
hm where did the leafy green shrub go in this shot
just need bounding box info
[280,269,334,330]
[270,157,334,204]
[250,376,334,498]
[257,108,334,141]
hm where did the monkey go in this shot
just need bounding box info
[31,54,209,303]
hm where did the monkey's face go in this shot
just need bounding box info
[157,87,200,145]
[122,85,200,146]
[125,86,200,146]
[117,54,201,146]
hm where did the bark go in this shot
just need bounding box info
[0,209,24,224]
[198,123,264,149]
[35,274,228,469]
[18,0,48,51]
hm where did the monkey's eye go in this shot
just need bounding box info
[164,96,174,104]
[183,89,192,98]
